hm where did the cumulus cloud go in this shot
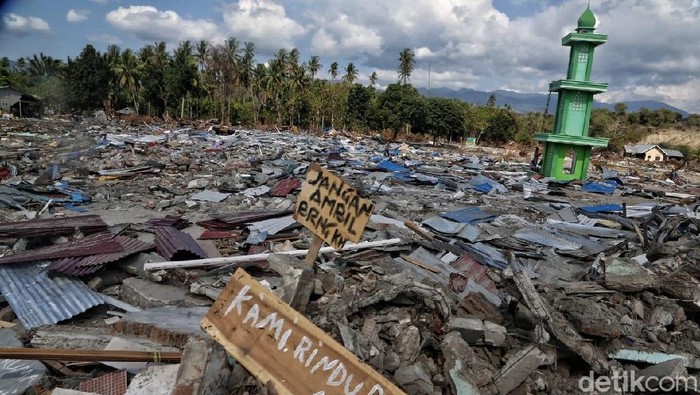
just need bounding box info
[2,13,50,34]
[89,0,109,4]
[295,0,700,112]
[222,0,306,53]
[106,5,225,44]
[67,9,89,22]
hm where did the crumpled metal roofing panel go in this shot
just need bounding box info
[0,233,122,265]
[0,263,104,329]
[45,236,155,276]
[155,226,208,260]
[442,207,498,224]
[268,178,302,197]
[422,216,465,234]
[0,214,108,238]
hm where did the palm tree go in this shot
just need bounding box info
[113,49,140,113]
[398,48,415,84]
[329,62,338,81]
[26,53,62,77]
[103,45,122,110]
[342,62,358,84]
[308,56,321,78]
[369,71,378,87]
[195,40,208,73]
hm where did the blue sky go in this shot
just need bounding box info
[1,0,699,113]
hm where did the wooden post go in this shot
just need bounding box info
[304,235,323,267]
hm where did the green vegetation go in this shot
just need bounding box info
[0,39,696,147]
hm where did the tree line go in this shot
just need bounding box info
[0,39,693,146]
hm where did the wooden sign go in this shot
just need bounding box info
[294,163,374,250]
[201,269,405,395]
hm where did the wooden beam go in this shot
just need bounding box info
[0,348,181,363]
[144,238,403,271]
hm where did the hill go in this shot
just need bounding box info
[416,87,690,117]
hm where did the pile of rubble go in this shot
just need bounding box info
[0,115,699,394]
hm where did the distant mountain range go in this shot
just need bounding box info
[416,87,690,117]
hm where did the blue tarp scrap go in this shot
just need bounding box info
[378,160,414,182]
[442,206,498,224]
[582,181,617,195]
[580,204,624,213]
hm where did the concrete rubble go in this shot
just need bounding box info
[0,115,699,394]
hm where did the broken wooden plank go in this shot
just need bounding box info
[201,268,405,395]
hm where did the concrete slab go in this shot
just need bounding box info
[125,363,180,395]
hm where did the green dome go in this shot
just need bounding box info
[578,7,597,29]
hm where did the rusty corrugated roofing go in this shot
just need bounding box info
[449,255,497,294]
[145,215,190,229]
[0,215,108,238]
[155,226,208,260]
[0,233,123,265]
[268,178,301,197]
[45,236,155,276]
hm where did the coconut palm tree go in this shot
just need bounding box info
[308,55,321,79]
[342,62,358,84]
[329,61,338,81]
[112,49,141,113]
[398,48,415,84]
[369,71,378,87]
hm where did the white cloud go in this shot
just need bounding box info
[106,5,225,44]
[309,14,381,56]
[2,13,50,34]
[222,0,306,53]
[67,9,89,22]
[89,0,109,4]
[87,33,122,45]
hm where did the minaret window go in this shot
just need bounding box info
[577,46,589,63]
[571,92,585,111]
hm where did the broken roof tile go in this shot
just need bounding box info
[268,178,302,197]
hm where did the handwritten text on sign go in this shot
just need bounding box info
[201,269,405,395]
[294,164,374,250]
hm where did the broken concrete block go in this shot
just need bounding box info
[441,331,495,394]
[448,317,485,344]
[126,363,180,395]
[0,328,48,395]
[605,258,656,292]
[394,362,434,395]
[121,277,209,309]
[492,345,555,395]
[397,325,421,362]
[52,389,99,395]
[555,297,621,339]
[113,306,208,348]
[648,306,675,327]
[172,337,233,395]
[483,320,507,346]
[102,337,152,373]
[448,317,507,346]
[266,254,314,312]
[640,358,687,384]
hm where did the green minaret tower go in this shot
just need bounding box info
[534,5,609,180]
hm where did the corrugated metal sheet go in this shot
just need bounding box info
[450,255,496,294]
[0,233,122,265]
[442,207,497,224]
[0,214,107,238]
[269,178,302,197]
[197,210,293,230]
[456,224,482,242]
[45,236,155,276]
[422,216,465,234]
[248,215,298,235]
[0,262,104,329]
[198,230,243,240]
[512,228,582,251]
[190,189,230,202]
[145,215,190,229]
[579,204,623,213]
[155,226,208,260]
